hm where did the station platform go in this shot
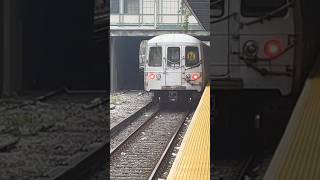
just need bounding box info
[167,85,210,180]
[264,60,320,179]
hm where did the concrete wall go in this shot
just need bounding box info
[0,0,3,94]
[21,0,98,90]
[0,0,107,96]
[1,0,23,96]
[0,0,109,96]
[110,36,146,91]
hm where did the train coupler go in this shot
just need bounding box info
[168,91,178,102]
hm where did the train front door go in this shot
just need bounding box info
[164,46,182,87]
[210,0,230,77]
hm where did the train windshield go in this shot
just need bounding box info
[185,46,199,67]
[212,0,224,18]
[148,47,162,67]
[167,47,180,67]
[241,0,287,17]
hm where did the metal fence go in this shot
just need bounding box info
[110,0,204,30]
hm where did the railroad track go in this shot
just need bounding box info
[0,88,107,112]
[37,90,152,180]
[0,90,107,180]
[0,90,197,179]
[213,155,255,180]
[110,106,193,180]
[36,90,107,180]
[110,101,155,140]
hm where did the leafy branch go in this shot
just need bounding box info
[179,1,192,31]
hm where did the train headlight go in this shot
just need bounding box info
[264,40,282,58]
[148,73,156,80]
[156,74,161,80]
[243,40,259,58]
[191,73,200,81]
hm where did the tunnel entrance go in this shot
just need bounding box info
[20,0,107,92]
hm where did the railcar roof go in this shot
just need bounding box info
[148,34,202,44]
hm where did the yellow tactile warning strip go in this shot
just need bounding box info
[167,85,210,180]
[264,61,320,180]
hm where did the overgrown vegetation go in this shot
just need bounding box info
[179,2,192,31]
[110,95,125,105]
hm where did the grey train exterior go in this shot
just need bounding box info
[211,0,303,95]
[142,34,209,101]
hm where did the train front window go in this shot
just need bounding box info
[167,47,180,67]
[241,0,287,17]
[185,46,199,67]
[212,0,224,18]
[149,47,162,67]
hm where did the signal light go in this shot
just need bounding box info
[148,73,156,80]
[243,40,259,58]
[264,40,282,59]
[191,73,200,81]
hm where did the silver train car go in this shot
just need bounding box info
[140,34,209,102]
[211,0,303,95]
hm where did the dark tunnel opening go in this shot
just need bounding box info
[21,0,108,92]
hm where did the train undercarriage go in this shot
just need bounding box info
[152,90,201,105]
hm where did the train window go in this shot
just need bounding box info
[149,47,162,67]
[185,47,199,67]
[241,0,287,17]
[167,47,180,66]
[212,0,224,18]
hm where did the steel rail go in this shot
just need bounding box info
[110,105,160,155]
[147,110,192,180]
[37,142,107,180]
[237,154,255,180]
[110,101,155,138]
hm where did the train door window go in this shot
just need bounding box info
[167,47,180,67]
[212,0,224,18]
[148,47,162,67]
[241,0,287,17]
[185,46,199,67]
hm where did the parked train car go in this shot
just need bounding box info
[211,0,303,96]
[140,34,210,102]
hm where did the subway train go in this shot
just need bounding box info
[139,34,210,102]
[210,0,320,155]
[210,0,305,96]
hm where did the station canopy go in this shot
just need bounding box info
[183,0,210,31]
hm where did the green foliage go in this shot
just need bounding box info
[179,1,192,31]
[110,95,123,105]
